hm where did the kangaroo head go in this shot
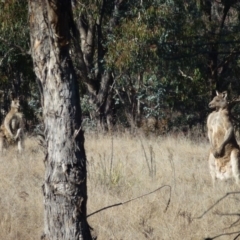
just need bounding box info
[208,91,228,110]
[11,98,20,110]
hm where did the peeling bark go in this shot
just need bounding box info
[28,1,93,239]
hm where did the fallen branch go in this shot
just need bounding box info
[87,184,171,218]
[204,230,240,240]
[194,191,240,220]
[194,192,240,239]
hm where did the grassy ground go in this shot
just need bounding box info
[1,133,240,240]
[0,137,44,240]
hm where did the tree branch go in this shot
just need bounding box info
[0,47,14,66]
[70,15,98,94]
[87,185,171,218]
[204,231,240,240]
[194,191,240,220]
[220,1,237,31]
[178,68,193,80]
[0,36,29,55]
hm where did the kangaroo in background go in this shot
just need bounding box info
[207,91,240,185]
[0,98,24,153]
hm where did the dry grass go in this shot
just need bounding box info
[0,137,44,240]
[1,133,240,239]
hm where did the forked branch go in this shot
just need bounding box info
[194,191,240,239]
[194,191,240,220]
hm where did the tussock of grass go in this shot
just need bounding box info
[1,133,240,239]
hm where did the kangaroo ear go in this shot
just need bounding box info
[216,90,220,96]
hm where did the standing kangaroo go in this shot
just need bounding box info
[207,91,240,185]
[0,99,24,153]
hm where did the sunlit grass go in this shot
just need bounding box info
[0,137,44,240]
[1,132,240,239]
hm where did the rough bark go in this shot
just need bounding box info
[28,1,93,239]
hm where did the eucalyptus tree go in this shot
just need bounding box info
[28,1,93,239]
[110,0,240,129]
[196,0,240,96]
[70,0,170,129]
[70,0,125,131]
[70,0,163,130]
[0,0,37,126]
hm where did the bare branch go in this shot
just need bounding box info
[87,185,171,218]
[194,191,240,220]
[0,47,14,66]
[178,68,193,80]
[228,96,240,111]
[0,36,29,55]
[204,231,240,240]
[214,211,240,229]
[195,192,240,239]
[216,49,236,72]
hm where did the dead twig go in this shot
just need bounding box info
[194,191,240,220]
[204,231,240,240]
[194,191,240,239]
[178,68,193,80]
[0,47,14,66]
[139,138,151,176]
[109,133,114,180]
[214,211,240,229]
[87,185,171,218]
[0,36,29,55]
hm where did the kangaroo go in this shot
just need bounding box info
[207,91,240,185]
[0,99,24,153]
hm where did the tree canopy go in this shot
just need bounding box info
[1,0,240,133]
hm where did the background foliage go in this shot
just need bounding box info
[1,0,240,133]
[0,0,38,130]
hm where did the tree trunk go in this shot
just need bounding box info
[28,1,93,239]
[73,1,124,132]
[95,71,114,132]
[201,0,237,97]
